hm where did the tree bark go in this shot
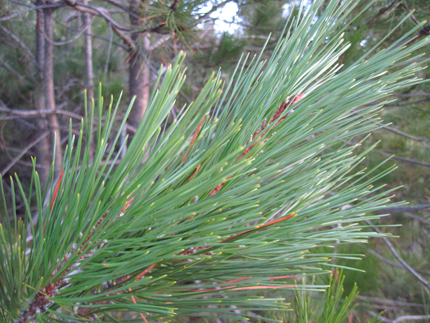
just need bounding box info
[43,3,62,178]
[83,0,95,162]
[128,0,150,129]
[34,1,51,188]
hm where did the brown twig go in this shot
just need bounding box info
[0,2,64,22]
[377,123,430,147]
[0,105,138,133]
[53,17,128,49]
[170,0,179,12]
[375,150,430,168]
[38,14,95,46]
[103,0,134,15]
[357,295,426,308]
[62,0,136,49]
[0,131,50,175]
[392,92,430,98]
[393,315,430,323]
[402,212,430,225]
[0,25,39,68]
[373,204,430,214]
[0,57,25,80]
[364,219,430,289]
[365,247,430,276]
[384,98,430,106]
[368,1,401,24]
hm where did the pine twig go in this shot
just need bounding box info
[0,57,25,80]
[375,150,430,168]
[393,92,430,98]
[373,204,430,214]
[38,13,95,46]
[364,219,430,289]
[402,212,430,225]
[0,132,50,175]
[393,315,430,323]
[357,295,426,308]
[0,25,39,68]
[0,2,64,22]
[366,1,401,24]
[365,247,430,276]
[377,123,430,147]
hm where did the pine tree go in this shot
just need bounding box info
[1,0,429,322]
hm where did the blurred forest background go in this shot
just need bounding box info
[1,0,430,321]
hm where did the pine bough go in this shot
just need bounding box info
[1,0,429,322]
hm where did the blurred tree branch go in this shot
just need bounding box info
[357,295,426,308]
[0,25,39,68]
[366,1,401,24]
[373,204,430,214]
[376,150,430,168]
[0,131,50,175]
[365,219,430,289]
[38,14,95,46]
[0,2,63,22]
[379,123,430,147]
[0,57,25,80]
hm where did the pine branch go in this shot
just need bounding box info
[75,96,304,320]
[2,1,430,321]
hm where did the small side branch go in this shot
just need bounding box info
[365,248,430,276]
[357,296,426,308]
[367,1,401,24]
[0,105,138,133]
[64,0,136,50]
[39,14,95,46]
[0,25,39,68]
[393,315,430,323]
[376,150,430,168]
[377,123,430,147]
[393,92,430,98]
[365,219,430,289]
[0,2,64,22]
[373,204,430,214]
[0,57,25,80]
[1,131,50,175]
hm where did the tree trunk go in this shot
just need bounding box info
[82,0,95,162]
[43,4,62,178]
[34,1,51,188]
[128,0,150,129]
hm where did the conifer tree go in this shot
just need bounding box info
[1,0,429,322]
